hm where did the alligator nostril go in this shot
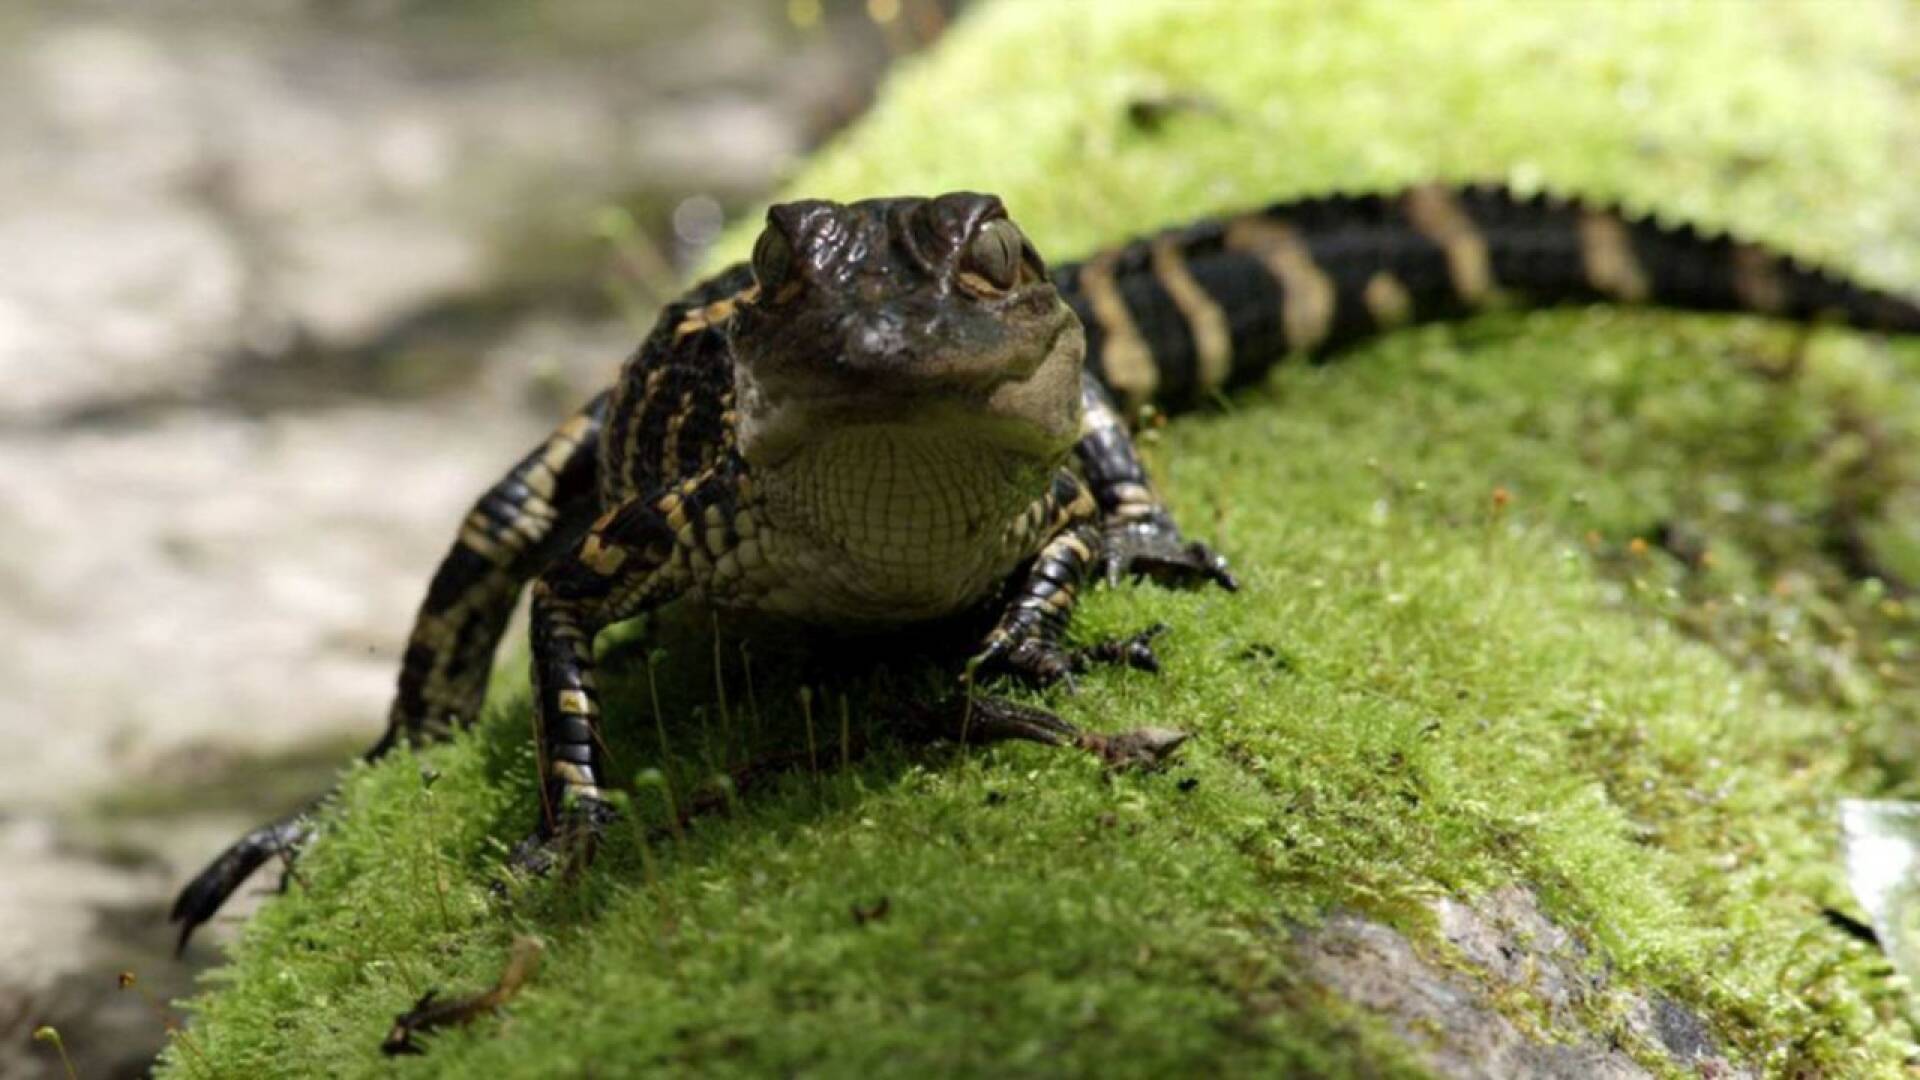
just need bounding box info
[847,313,908,368]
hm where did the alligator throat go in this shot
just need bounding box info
[747,426,1055,622]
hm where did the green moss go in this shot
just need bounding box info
[166,1,1920,1075]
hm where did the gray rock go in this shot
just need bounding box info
[1296,887,1754,1079]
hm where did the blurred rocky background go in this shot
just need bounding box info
[0,1,949,1074]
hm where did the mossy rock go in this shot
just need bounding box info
[163,2,1920,1075]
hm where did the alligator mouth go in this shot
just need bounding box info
[826,312,1072,386]
[759,310,1073,400]
[743,394,1068,468]
[737,316,1084,470]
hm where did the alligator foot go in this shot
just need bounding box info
[170,803,318,954]
[907,693,1188,770]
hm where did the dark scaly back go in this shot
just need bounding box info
[1053,183,1920,413]
[599,263,756,506]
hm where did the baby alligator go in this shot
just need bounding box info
[171,184,1920,948]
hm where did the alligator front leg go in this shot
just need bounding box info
[965,472,1189,768]
[502,580,622,878]
[501,473,740,879]
[974,520,1166,688]
[1075,372,1238,591]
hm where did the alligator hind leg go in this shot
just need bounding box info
[383,391,613,746]
[908,694,1189,770]
[1075,372,1238,591]
[170,393,611,951]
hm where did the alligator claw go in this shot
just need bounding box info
[973,622,1170,690]
[974,636,1079,689]
[908,694,1189,771]
[1099,521,1238,592]
[1080,623,1168,674]
[503,795,619,882]
[1078,725,1190,769]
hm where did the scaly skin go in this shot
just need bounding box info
[173,184,1920,949]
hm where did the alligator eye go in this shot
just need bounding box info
[964,218,1026,291]
[751,227,793,292]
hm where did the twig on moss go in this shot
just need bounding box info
[381,936,545,1056]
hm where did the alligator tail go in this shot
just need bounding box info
[1052,183,1920,412]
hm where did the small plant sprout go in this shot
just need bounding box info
[799,685,819,777]
[119,971,212,1077]
[692,704,716,773]
[32,1026,77,1080]
[647,647,674,769]
[840,693,853,773]
[959,654,985,754]
[635,767,682,844]
[739,639,762,744]
[712,611,734,758]
[530,702,554,828]
[416,766,454,933]
[710,771,741,821]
